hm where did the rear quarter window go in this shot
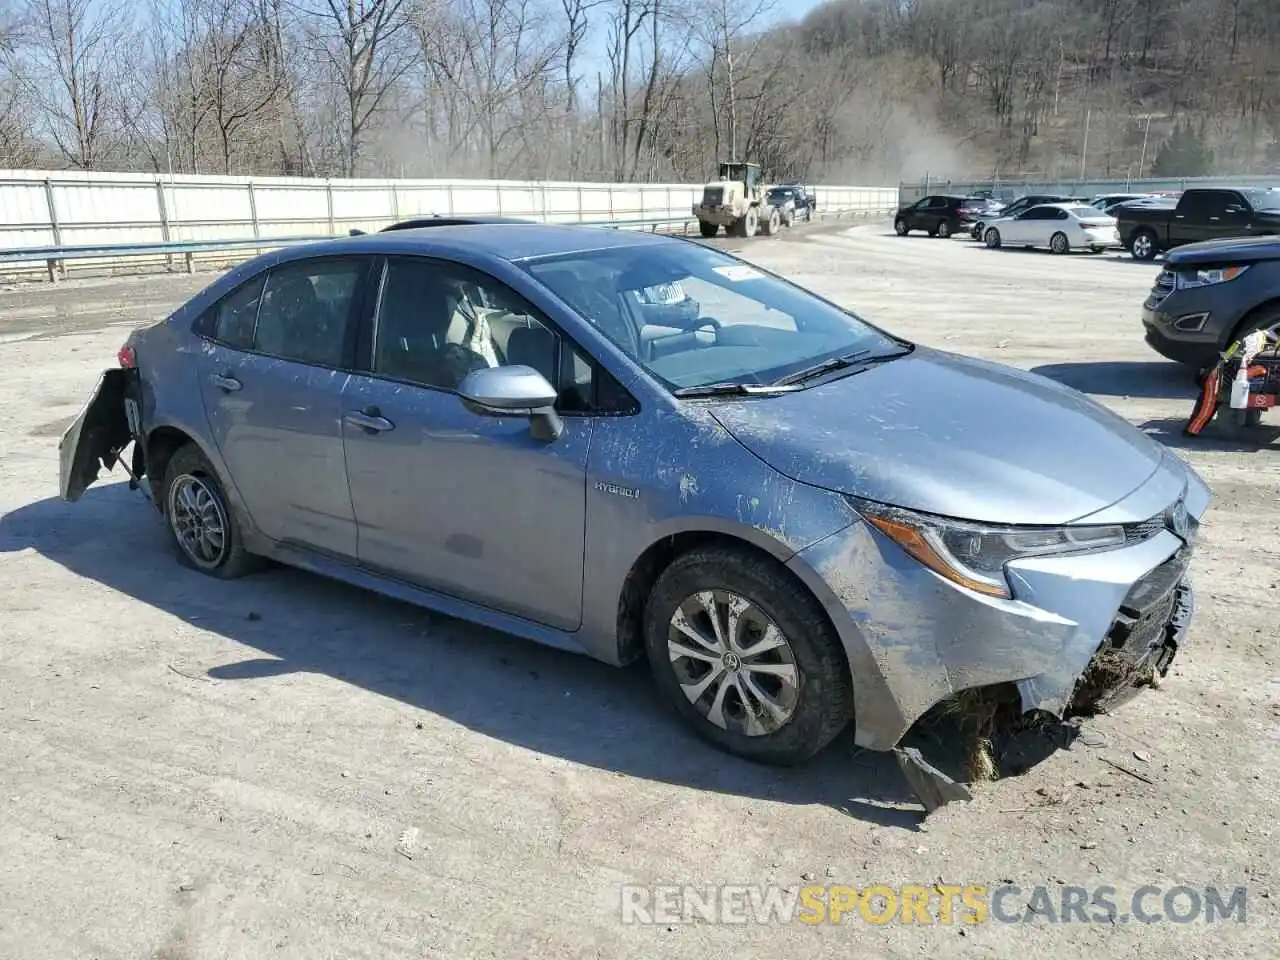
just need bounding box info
[207,273,267,349]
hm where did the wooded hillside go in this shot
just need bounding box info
[0,0,1275,183]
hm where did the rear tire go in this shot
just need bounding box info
[740,208,759,238]
[937,220,952,238]
[644,546,854,766]
[698,220,718,239]
[162,443,261,579]
[1130,228,1158,261]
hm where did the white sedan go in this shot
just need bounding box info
[981,203,1120,254]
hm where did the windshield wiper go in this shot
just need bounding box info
[672,381,800,398]
[772,345,913,387]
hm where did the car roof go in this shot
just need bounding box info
[271,222,673,264]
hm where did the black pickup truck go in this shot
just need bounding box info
[1118,187,1280,261]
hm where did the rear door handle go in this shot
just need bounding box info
[209,373,241,392]
[344,408,394,433]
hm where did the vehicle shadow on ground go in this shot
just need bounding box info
[1136,416,1280,452]
[1030,360,1200,400]
[1,484,938,829]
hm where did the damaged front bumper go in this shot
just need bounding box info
[788,472,1210,751]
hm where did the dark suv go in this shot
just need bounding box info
[893,196,988,239]
[1142,235,1280,372]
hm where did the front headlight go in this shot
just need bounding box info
[1174,265,1249,290]
[849,498,1127,599]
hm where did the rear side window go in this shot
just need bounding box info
[212,273,266,349]
[1179,191,1230,219]
[253,259,365,367]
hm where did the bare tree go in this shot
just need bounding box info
[694,0,774,161]
[298,0,413,176]
[417,0,560,178]
[21,0,130,168]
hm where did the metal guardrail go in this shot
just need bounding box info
[0,207,886,283]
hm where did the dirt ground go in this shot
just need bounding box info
[1,223,1276,959]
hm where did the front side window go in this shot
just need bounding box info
[253,258,364,366]
[522,243,904,393]
[370,257,629,413]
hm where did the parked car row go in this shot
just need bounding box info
[894,193,1122,255]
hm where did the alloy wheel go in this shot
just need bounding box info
[168,474,230,570]
[666,590,800,737]
[1133,233,1154,259]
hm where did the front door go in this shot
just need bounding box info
[196,255,371,559]
[340,255,592,630]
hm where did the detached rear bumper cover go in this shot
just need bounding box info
[59,367,137,502]
[788,470,1210,751]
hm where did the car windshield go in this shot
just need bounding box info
[522,243,904,391]
[768,189,794,202]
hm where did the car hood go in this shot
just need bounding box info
[708,347,1168,525]
[1166,233,1280,265]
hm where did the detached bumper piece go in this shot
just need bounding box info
[1069,550,1194,716]
[1186,327,1280,438]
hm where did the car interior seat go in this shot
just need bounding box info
[505,324,559,385]
[538,267,639,360]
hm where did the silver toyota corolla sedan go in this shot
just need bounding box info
[59,223,1210,765]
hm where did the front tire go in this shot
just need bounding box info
[162,443,259,579]
[1050,231,1069,254]
[984,228,1002,249]
[643,546,854,766]
[761,208,781,236]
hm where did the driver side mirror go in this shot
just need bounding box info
[457,365,563,441]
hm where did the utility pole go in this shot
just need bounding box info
[1079,108,1091,180]
[1137,116,1152,178]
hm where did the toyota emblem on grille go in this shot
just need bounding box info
[1166,499,1190,539]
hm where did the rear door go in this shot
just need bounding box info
[195,255,373,560]
[1169,190,1234,246]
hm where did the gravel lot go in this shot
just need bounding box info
[1,223,1277,959]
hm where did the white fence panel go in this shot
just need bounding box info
[0,169,901,279]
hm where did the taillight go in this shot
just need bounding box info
[117,344,137,368]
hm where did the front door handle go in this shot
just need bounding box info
[344,407,394,433]
[209,373,242,392]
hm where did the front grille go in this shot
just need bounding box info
[1069,549,1193,714]
[1115,548,1190,632]
[702,187,724,205]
